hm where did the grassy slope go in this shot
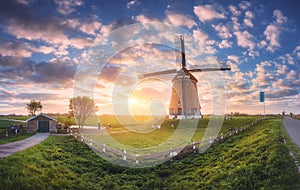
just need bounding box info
[0,134,35,145]
[0,119,27,129]
[0,117,299,189]
[86,116,259,148]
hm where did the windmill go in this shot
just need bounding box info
[138,35,231,119]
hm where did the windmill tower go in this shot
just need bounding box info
[139,35,230,119]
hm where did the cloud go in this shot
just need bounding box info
[266,88,299,99]
[218,40,232,49]
[194,4,226,22]
[166,12,196,29]
[263,10,288,52]
[228,5,241,16]
[30,59,77,85]
[61,19,80,29]
[212,23,232,39]
[273,9,288,24]
[79,21,102,35]
[127,0,140,9]
[0,39,34,57]
[192,29,217,54]
[0,56,77,87]
[17,93,61,101]
[293,45,300,59]
[234,30,255,49]
[244,11,254,27]
[17,0,30,5]
[98,65,123,83]
[135,15,160,23]
[287,70,297,80]
[193,29,208,42]
[264,24,281,52]
[231,16,241,31]
[69,37,94,49]
[239,1,251,10]
[227,55,239,63]
[6,19,68,45]
[276,64,287,75]
[54,0,83,15]
[251,64,268,88]
[0,89,13,100]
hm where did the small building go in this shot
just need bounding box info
[26,113,57,133]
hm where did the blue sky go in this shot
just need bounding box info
[0,0,299,115]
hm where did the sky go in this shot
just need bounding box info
[0,0,299,116]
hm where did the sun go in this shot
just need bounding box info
[128,98,138,105]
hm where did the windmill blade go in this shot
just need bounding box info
[188,67,231,72]
[138,69,178,79]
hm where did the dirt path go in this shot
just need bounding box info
[0,133,49,158]
[283,116,300,149]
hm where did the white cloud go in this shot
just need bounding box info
[54,0,83,15]
[127,0,139,9]
[37,46,56,54]
[277,64,287,75]
[252,64,267,88]
[193,29,208,42]
[263,10,288,52]
[234,30,255,49]
[244,18,253,27]
[69,37,93,49]
[0,41,34,57]
[6,20,68,45]
[17,0,30,5]
[264,24,281,52]
[192,30,217,54]
[194,5,226,22]
[212,23,232,39]
[219,40,232,49]
[228,5,241,16]
[286,54,294,65]
[79,21,102,35]
[166,13,196,29]
[226,61,239,71]
[135,15,160,23]
[245,10,254,19]
[227,55,239,63]
[287,70,297,80]
[258,40,267,48]
[244,11,254,27]
[239,1,251,10]
[61,19,80,29]
[231,16,241,31]
[293,45,300,59]
[273,10,288,24]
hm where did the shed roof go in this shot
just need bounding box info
[26,113,57,122]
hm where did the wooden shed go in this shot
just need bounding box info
[26,113,57,133]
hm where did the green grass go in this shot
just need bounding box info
[83,115,260,149]
[0,133,35,145]
[0,116,30,121]
[0,116,299,189]
[0,119,27,129]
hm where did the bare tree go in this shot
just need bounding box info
[70,96,98,128]
[26,100,43,116]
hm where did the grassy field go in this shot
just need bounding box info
[83,115,260,149]
[0,133,35,145]
[0,119,27,129]
[0,116,299,189]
